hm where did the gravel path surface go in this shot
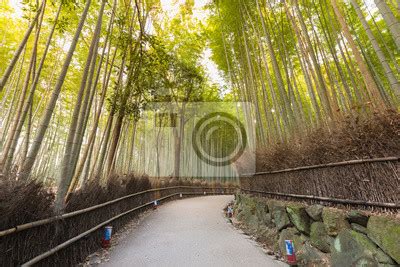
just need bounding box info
[102,195,286,267]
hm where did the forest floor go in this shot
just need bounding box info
[83,196,285,267]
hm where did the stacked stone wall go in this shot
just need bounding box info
[232,194,400,266]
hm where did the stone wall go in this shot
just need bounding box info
[232,194,400,266]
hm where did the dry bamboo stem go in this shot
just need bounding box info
[21,190,229,266]
[0,186,231,237]
[241,189,399,208]
[243,157,399,176]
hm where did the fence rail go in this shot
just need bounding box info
[242,156,399,176]
[22,192,205,266]
[240,157,399,210]
[241,189,400,209]
[0,186,230,238]
[1,186,235,266]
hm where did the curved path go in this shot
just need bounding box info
[103,195,286,267]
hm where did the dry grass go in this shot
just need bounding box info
[0,179,54,231]
[0,174,234,266]
[256,111,400,172]
[242,111,400,209]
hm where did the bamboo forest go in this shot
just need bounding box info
[0,0,399,265]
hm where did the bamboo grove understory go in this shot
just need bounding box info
[0,0,399,210]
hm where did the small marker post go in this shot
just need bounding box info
[227,206,233,218]
[101,226,113,248]
[179,193,183,198]
[153,200,158,209]
[285,240,297,265]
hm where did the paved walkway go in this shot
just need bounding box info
[103,195,286,267]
